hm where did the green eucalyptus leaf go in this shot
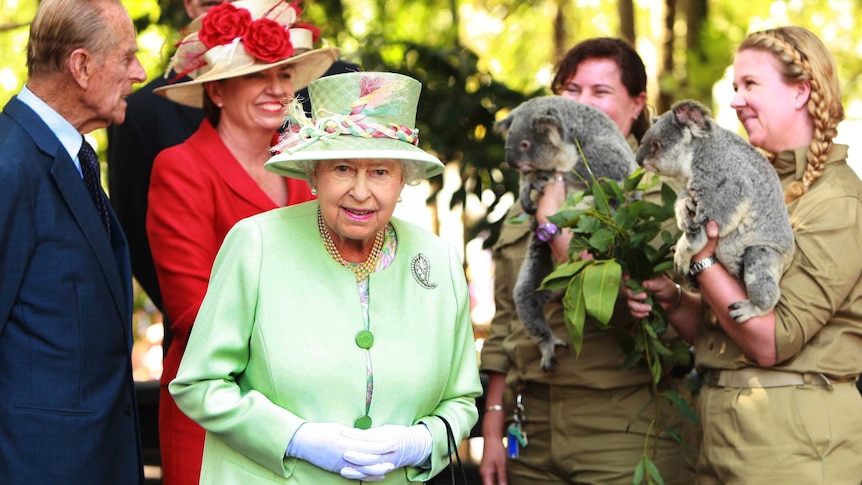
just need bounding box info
[645,458,665,485]
[649,337,674,357]
[661,182,678,208]
[539,259,591,291]
[652,261,675,274]
[639,202,666,219]
[612,203,639,230]
[663,390,700,426]
[582,260,622,326]
[650,355,662,384]
[671,340,692,367]
[661,229,679,245]
[665,428,684,445]
[550,211,577,228]
[633,458,646,485]
[563,272,587,355]
[643,322,658,340]
[624,169,646,192]
[573,215,600,234]
[589,227,616,253]
[624,246,653,281]
[625,278,645,293]
[592,182,612,215]
[621,349,643,369]
[600,178,624,201]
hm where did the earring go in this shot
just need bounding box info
[398,196,403,203]
[311,186,317,195]
[217,103,223,108]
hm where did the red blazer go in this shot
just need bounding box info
[147,120,313,385]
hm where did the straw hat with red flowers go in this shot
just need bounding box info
[155,0,337,108]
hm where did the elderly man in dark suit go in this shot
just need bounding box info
[0,0,147,483]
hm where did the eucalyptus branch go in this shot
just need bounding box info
[540,167,698,484]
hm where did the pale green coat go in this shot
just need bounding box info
[170,201,481,484]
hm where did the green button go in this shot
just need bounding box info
[355,330,374,349]
[354,415,373,429]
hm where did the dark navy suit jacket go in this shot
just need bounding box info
[0,96,144,484]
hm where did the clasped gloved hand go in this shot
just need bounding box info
[286,422,396,481]
[340,424,432,478]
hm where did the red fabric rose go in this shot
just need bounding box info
[198,3,251,48]
[244,18,294,63]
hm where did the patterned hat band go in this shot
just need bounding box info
[272,87,420,155]
[265,72,445,182]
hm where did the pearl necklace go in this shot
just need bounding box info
[318,208,385,282]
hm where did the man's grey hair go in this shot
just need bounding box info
[27,0,118,78]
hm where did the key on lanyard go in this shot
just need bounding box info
[507,393,528,459]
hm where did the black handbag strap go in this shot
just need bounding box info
[427,415,468,485]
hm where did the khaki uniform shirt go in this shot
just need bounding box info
[695,144,862,380]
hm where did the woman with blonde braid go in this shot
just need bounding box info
[626,26,862,483]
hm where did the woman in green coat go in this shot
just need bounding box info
[170,72,481,484]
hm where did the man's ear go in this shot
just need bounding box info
[68,48,93,88]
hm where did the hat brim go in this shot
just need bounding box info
[265,136,444,181]
[154,48,338,108]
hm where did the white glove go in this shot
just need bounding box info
[342,424,433,475]
[286,422,395,481]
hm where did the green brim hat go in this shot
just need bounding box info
[154,0,337,108]
[266,72,444,180]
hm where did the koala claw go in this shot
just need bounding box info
[728,300,768,323]
[539,337,569,372]
[684,219,701,235]
[685,198,698,218]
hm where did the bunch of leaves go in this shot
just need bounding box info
[538,166,699,484]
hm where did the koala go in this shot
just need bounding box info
[636,100,794,322]
[495,96,637,371]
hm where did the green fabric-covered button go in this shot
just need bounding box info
[354,415,373,429]
[355,330,374,349]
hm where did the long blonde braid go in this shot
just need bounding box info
[739,27,844,203]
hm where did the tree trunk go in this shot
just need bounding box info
[658,0,676,114]
[618,0,635,44]
[553,0,568,62]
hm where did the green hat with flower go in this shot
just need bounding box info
[266,72,444,180]
[154,0,337,108]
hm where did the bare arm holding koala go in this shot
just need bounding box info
[690,222,777,366]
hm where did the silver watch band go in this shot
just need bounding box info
[689,256,717,278]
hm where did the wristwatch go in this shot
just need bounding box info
[535,222,560,242]
[687,256,717,285]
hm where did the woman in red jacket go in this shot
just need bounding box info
[146,1,337,483]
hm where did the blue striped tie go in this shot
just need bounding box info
[79,139,111,237]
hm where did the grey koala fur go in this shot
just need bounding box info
[635,100,794,322]
[494,96,637,371]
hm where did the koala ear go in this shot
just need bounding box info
[673,100,711,137]
[533,114,562,136]
[493,114,513,136]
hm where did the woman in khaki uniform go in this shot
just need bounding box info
[627,26,862,484]
[480,38,696,485]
